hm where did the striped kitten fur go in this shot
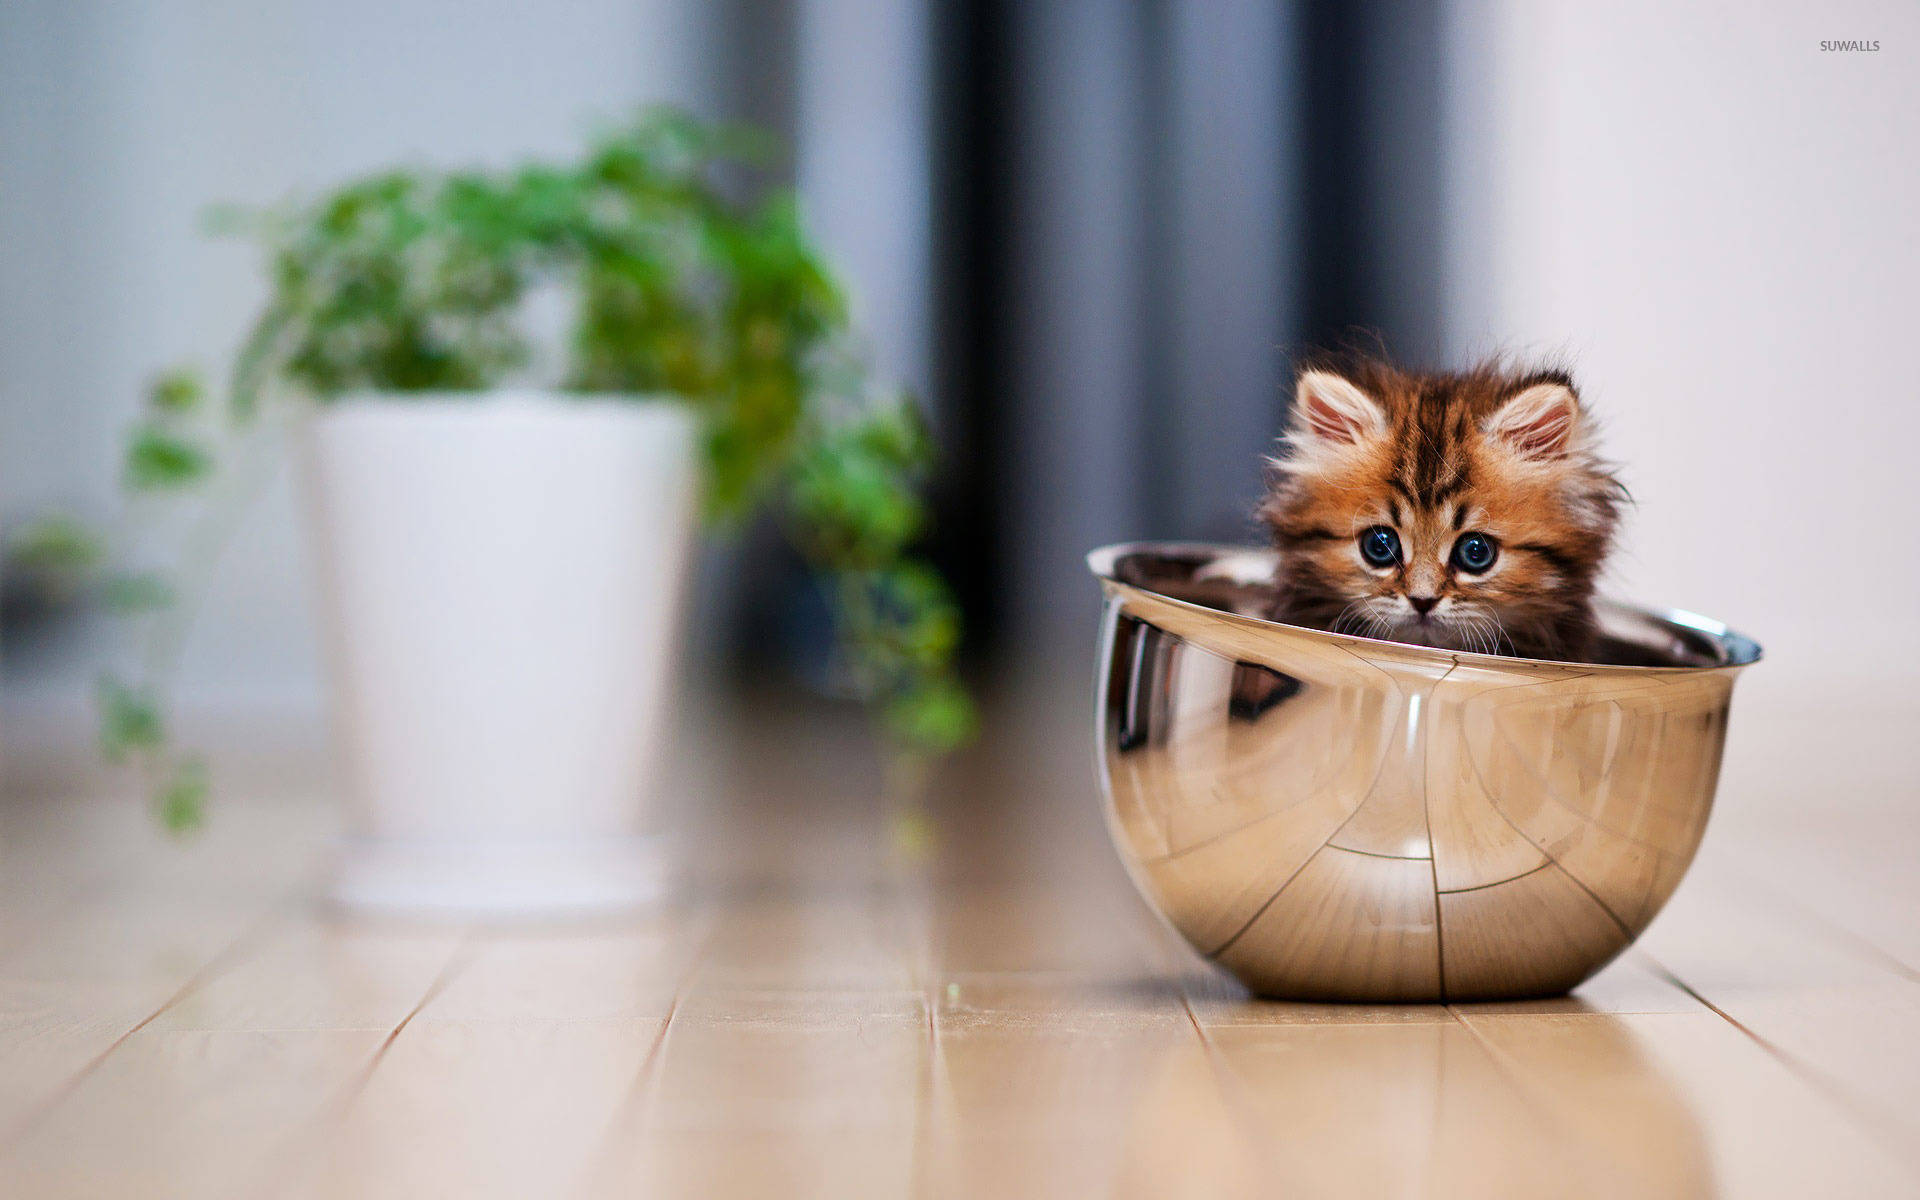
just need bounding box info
[1259,356,1625,662]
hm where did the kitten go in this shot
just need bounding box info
[1259,356,1624,662]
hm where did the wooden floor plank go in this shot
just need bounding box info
[926,973,1248,1200]
[1637,858,1920,1163]
[151,914,465,1033]
[1703,697,1920,973]
[0,901,453,1194]
[1198,1019,1582,1198]
[0,978,185,1137]
[419,924,698,1024]
[1461,1011,1919,1197]
[0,789,323,1146]
[693,889,916,991]
[1452,953,1708,1018]
[0,894,274,1144]
[261,913,707,1199]
[589,987,927,1198]
[0,1027,386,1200]
[274,1017,668,1200]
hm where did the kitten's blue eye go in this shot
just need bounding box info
[1359,526,1401,568]
[1451,532,1498,574]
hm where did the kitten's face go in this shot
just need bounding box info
[1262,362,1622,661]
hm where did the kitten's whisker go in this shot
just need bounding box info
[1452,604,1515,657]
[1472,614,1498,656]
[1328,599,1372,637]
[1446,608,1493,656]
[1452,617,1477,655]
[1454,616,1483,656]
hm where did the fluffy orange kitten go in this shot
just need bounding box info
[1259,356,1625,662]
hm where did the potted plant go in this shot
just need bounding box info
[28,110,972,916]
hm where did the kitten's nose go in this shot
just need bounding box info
[1408,595,1439,615]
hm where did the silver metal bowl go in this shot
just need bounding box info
[1089,542,1762,1002]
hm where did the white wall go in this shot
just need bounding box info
[1446,0,1920,688]
[0,0,717,711]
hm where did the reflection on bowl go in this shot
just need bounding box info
[1088,542,1762,1002]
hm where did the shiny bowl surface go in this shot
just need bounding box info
[1090,542,1761,1002]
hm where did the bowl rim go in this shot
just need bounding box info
[1089,540,1764,674]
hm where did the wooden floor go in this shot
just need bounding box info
[1,677,1917,1198]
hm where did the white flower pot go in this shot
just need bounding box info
[299,392,699,918]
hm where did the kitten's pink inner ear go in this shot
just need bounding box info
[1486,382,1579,458]
[1296,371,1384,445]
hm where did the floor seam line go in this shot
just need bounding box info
[1444,1004,1626,1195]
[1641,952,1920,1175]
[0,901,288,1151]
[568,911,715,1195]
[1176,988,1275,1178]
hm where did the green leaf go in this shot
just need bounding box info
[124,426,213,490]
[156,758,209,834]
[7,515,102,573]
[98,678,164,764]
[855,396,932,468]
[869,564,961,664]
[148,369,204,413]
[102,572,175,612]
[884,677,977,755]
[788,449,923,566]
[229,301,289,420]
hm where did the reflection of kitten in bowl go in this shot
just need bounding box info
[1261,356,1626,663]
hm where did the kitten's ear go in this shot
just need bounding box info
[1485,381,1582,459]
[1292,370,1385,446]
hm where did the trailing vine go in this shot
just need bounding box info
[9,107,973,830]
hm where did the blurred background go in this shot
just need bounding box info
[3,0,1915,746]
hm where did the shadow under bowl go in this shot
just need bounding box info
[1089,542,1762,1003]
